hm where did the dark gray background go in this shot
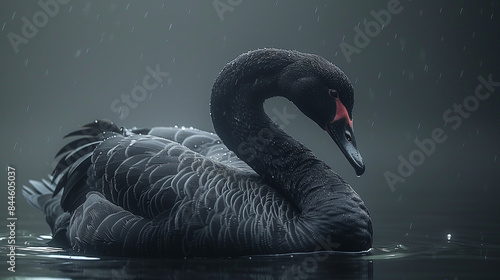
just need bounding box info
[1,1,499,245]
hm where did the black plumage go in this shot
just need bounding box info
[24,49,372,257]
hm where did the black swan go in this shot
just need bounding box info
[23,49,372,257]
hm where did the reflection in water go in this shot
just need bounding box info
[2,234,373,280]
[1,229,499,279]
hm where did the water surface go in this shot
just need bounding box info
[2,221,498,279]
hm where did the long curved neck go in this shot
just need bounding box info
[210,50,334,211]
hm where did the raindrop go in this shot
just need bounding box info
[441,36,444,42]
[417,123,421,130]
[188,9,191,15]
[126,3,130,10]
[75,49,82,58]
[460,7,463,14]
[460,69,464,77]
[26,105,30,112]
[1,22,5,31]
[45,69,49,76]
[371,121,374,127]
[13,142,17,150]
[11,11,16,20]
[408,71,414,80]
[25,59,29,66]
[409,222,413,229]
[298,25,302,31]
[161,3,165,10]
[377,72,381,79]
[439,7,443,14]
[169,23,172,30]
[131,26,135,32]
[476,129,479,135]
[494,155,497,161]
[491,13,494,20]
[447,233,452,241]
[69,5,73,13]
[317,16,320,22]
[96,14,100,20]
[315,7,318,13]
[144,12,148,18]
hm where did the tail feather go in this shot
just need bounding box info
[24,120,124,247]
[52,120,121,178]
[52,120,123,212]
[22,176,70,247]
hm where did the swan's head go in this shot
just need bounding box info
[278,53,365,176]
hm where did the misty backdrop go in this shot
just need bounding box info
[1,0,499,245]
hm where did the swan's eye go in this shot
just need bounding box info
[328,89,339,99]
[345,130,352,142]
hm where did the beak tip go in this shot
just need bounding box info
[355,164,365,176]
